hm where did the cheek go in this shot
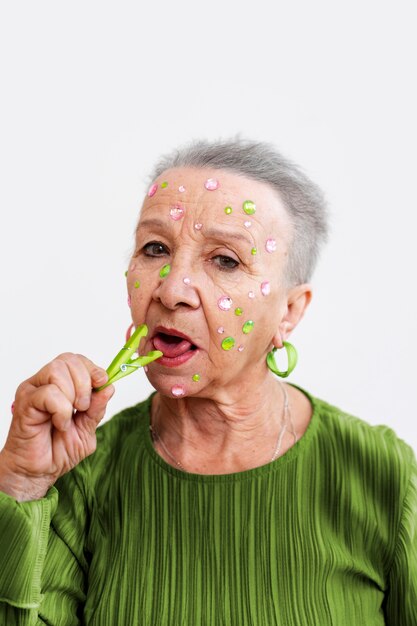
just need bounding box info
[125,261,151,311]
[207,285,267,356]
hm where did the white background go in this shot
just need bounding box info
[0,1,416,453]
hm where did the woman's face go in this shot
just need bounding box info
[127,167,298,400]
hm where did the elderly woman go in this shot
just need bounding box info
[0,138,416,625]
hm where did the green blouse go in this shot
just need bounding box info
[1,387,416,625]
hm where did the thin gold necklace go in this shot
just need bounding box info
[149,383,298,473]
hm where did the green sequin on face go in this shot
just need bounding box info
[221,336,235,351]
[234,307,243,316]
[224,206,233,215]
[192,374,200,382]
[243,200,256,215]
[159,264,171,278]
[124,270,128,277]
[161,181,168,188]
[251,247,257,255]
[134,280,140,288]
[242,320,254,334]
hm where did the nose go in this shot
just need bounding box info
[152,261,201,311]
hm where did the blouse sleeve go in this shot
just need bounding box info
[383,445,417,625]
[0,469,89,625]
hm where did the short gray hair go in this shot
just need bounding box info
[147,137,329,286]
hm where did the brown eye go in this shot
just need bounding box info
[212,255,239,271]
[143,242,169,256]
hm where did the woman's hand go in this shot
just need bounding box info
[0,353,114,502]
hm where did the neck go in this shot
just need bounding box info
[150,377,296,474]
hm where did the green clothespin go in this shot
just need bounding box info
[95,324,162,390]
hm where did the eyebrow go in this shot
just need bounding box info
[137,218,166,234]
[203,227,252,246]
[137,219,252,245]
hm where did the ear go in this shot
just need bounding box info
[272,283,313,348]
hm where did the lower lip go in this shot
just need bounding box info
[152,343,199,368]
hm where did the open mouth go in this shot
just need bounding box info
[152,329,198,366]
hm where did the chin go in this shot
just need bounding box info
[145,371,197,399]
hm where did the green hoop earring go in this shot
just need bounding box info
[266,341,298,378]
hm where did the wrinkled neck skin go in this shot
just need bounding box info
[151,364,292,473]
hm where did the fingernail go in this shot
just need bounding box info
[93,369,108,383]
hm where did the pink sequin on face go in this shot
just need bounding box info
[248,291,255,299]
[194,223,203,230]
[148,183,158,197]
[127,294,132,307]
[265,238,277,253]
[244,221,252,228]
[170,205,185,220]
[171,384,185,397]
[261,281,271,296]
[218,296,233,311]
[217,326,225,334]
[129,263,136,271]
[204,178,219,191]
[178,185,186,192]
[183,277,191,285]
[238,345,245,352]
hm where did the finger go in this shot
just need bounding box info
[28,384,74,433]
[74,384,115,434]
[29,357,77,406]
[85,384,115,426]
[30,354,108,412]
[55,354,100,412]
[68,353,108,389]
[63,354,109,407]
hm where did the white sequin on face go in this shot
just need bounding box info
[178,185,186,192]
[204,178,220,191]
[265,238,277,253]
[261,281,271,296]
[248,291,255,299]
[218,296,233,311]
[194,222,203,230]
[183,277,191,285]
[171,384,186,397]
[169,205,185,220]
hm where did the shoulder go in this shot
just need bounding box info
[300,389,417,574]
[308,390,416,499]
[314,393,413,459]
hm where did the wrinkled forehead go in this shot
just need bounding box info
[138,167,291,235]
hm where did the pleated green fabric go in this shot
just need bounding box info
[1,386,416,625]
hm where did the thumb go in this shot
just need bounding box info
[76,384,115,433]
